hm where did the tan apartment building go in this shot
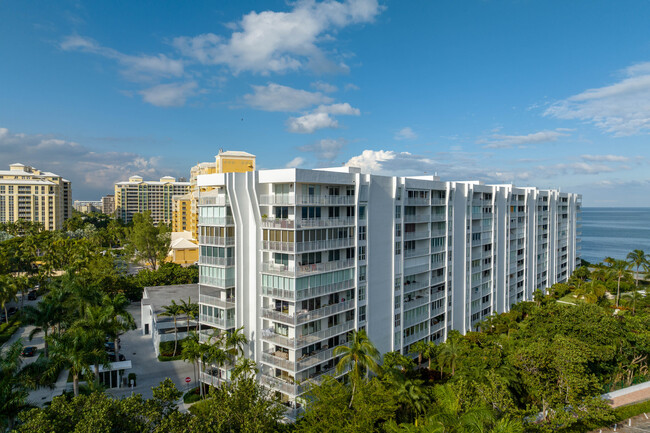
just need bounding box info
[0,163,72,230]
[115,175,190,224]
[172,150,255,239]
[102,194,115,214]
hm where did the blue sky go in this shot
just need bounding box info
[1,0,649,205]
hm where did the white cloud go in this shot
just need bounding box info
[538,162,615,176]
[478,129,569,149]
[243,83,332,112]
[287,103,360,133]
[287,112,338,133]
[0,127,180,199]
[172,0,382,74]
[298,138,347,162]
[285,157,306,168]
[311,81,338,93]
[139,82,198,107]
[545,61,650,136]
[344,83,360,91]
[394,127,417,140]
[345,150,438,175]
[581,154,630,162]
[60,35,184,80]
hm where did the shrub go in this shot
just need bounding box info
[183,387,201,404]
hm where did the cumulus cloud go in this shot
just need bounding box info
[0,127,181,199]
[243,83,332,112]
[537,162,615,176]
[311,81,338,93]
[394,127,417,140]
[139,82,198,107]
[287,103,360,133]
[545,61,650,136]
[285,157,306,168]
[581,154,630,162]
[298,138,347,162]
[60,35,184,80]
[478,129,570,149]
[172,0,382,74]
[345,150,438,176]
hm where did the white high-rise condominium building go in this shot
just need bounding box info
[114,176,190,224]
[195,166,581,405]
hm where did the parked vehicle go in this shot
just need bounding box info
[21,346,36,357]
[27,291,37,300]
[106,352,126,362]
[7,307,17,317]
[104,342,120,351]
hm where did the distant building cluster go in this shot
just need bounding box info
[0,163,71,230]
[73,200,102,213]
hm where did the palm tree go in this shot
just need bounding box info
[23,299,60,358]
[224,326,248,359]
[426,383,494,433]
[179,297,196,336]
[394,378,430,416]
[0,276,17,324]
[334,329,381,408]
[627,250,649,315]
[232,357,258,380]
[608,259,631,308]
[49,328,103,397]
[160,300,182,355]
[424,341,438,372]
[181,331,202,393]
[411,340,428,368]
[74,305,111,384]
[12,275,30,309]
[102,293,136,361]
[0,341,31,430]
[438,332,463,376]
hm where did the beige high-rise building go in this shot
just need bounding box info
[114,175,190,224]
[172,150,256,239]
[0,163,72,230]
[102,194,115,215]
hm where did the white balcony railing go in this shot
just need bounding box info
[296,217,355,228]
[199,236,235,246]
[199,256,235,267]
[199,294,235,309]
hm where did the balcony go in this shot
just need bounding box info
[199,294,235,309]
[403,278,429,293]
[296,195,356,206]
[404,214,430,223]
[403,294,429,311]
[198,196,229,206]
[199,314,235,329]
[261,342,350,373]
[261,218,295,229]
[199,276,235,289]
[405,197,430,206]
[403,327,430,346]
[431,197,446,206]
[296,217,355,228]
[199,256,235,267]
[431,274,446,286]
[404,230,430,240]
[261,320,355,349]
[261,259,355,277]
[431,213,446,222]
[404,263,429,276]
[199,216,235,226]
[431,229,447,238]
[405,247,429,258]
[259,195,295,206]
[296,238,355,253]
[261,240,295,253]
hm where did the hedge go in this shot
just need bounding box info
[0,317,22,346]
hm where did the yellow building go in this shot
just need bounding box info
[172,150,255,240]
[114,175,190,224]
[167,231,199,265]
[0,163,72,230]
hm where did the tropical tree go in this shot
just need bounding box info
[179,297,198,335]
[181,331,202,393]
[160,300,182,356]
[0,276,18,324]
[438,331,463,376]
[607,258,631,308]
[102,293,136,361]
[627,249,649,314]
[393,377,430,419]
[424,341,439,371]
[426,383,495,432]
[124,211,171,270]
[0,341,31,430]
[232,357,258,380]
[23,299,60,358]
[334,329,381,408]
[48,328,103,397]
[224,326,248,359]
[411,340,428,368]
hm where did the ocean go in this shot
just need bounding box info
[580,207,650,264]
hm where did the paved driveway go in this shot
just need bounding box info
[105,303,196,400]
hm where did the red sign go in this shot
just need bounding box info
[185,377,191,383]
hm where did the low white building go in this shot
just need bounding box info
[141,284,199,356]
[194,166,581,403]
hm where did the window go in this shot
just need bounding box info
[358,246,366,261]
[394,313,401,327]
[358,286,366,301]
[359,265,366,282]
[359,206,366,220]
[395,242,401,255]
[395,224,401,237]
[359,226,366,241]
[395,206,401,219]
[395,296,401,309]
[359,306,366,322]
